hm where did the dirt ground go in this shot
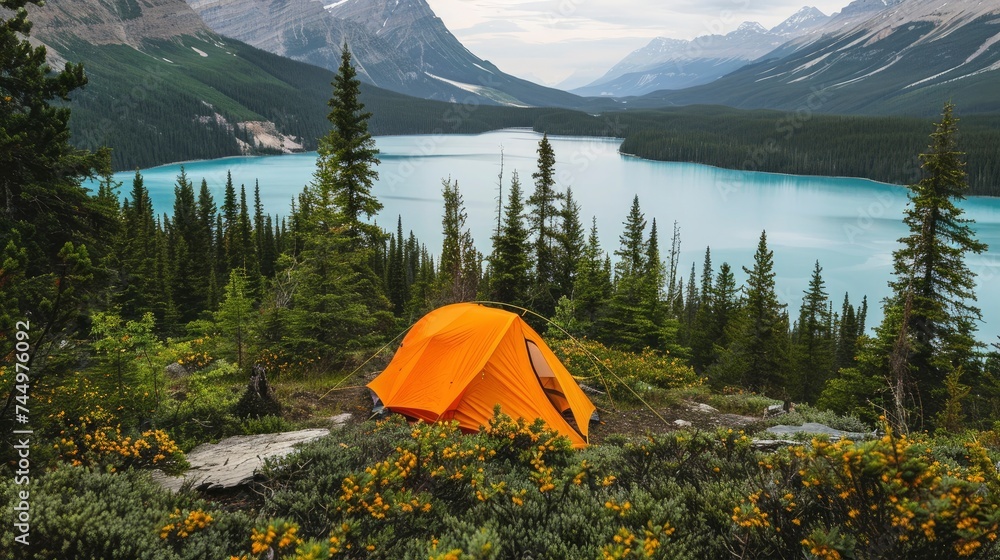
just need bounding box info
[279,373,768,445]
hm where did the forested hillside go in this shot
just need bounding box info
[61,35,586,171]
[534,106,1000,197]
[2,2,1000,559]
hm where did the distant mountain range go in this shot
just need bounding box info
[185,0,587,108]
[572,7,831,97]
[24,0,587,170]
[18,0,1000,172]
[628,0,1000,115]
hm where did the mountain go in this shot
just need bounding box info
[572,8,829,97]
[23,0,580,170]
[629,0,1000,115]
[185,0,587,108]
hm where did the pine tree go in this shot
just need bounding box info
[237,184,257,276]
[386,216,409,314]
[601,195,654,349]
[681,262,698,344]
[216,269,254,369]
[834,293,860,373]
[643,219,666,328]
[488,171,532,307]
[437,178,479,304]
[222,170,238,277]
[572,218,612,333]
[169,168,203,322]
[527,133,563,315]
[555,187,585,302]
[0,0,109,284]
[711,231,789,393]
[312,42,382,245]
[690,248,715,371]
[791,261,834,403]
[116,171,158,320]
[253,181,265,278]
[883,103,987,427]
[197,179,219,309]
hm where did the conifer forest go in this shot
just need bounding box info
[2,1,1000,559]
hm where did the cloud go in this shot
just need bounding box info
[453,19,527,35]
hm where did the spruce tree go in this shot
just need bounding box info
[437,178,478,304]
[386,216,409,315]
[222,170,238,276]
[572,218,612,333]
[527,133,563,315]
[555,187,585,302]
[834,293,860,373]
[117,171,158,320]
[488,171,532,307]
[711,231,789,393]
[216,269,254,368]
[275,43,392,364]
[791,261,834,403]
[681,262,698,344]
[313,42,382,245]
[253,182,265,277]
[710,263,739,353]
[169,168,203,322]
[690,248,715,372]
[197,179,219,309]
[237,184,257,276]
[884,103,987,427]
[601,196,654,349]
[643,219,666,329]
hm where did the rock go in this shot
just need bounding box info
[165,362,188,378]
[329,413,353,428]
[152,428,329,493]
[764,403,785,417]
[685,402,719,414]
[673,419,692,428]
[765,422,873,441]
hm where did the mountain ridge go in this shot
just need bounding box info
[627,0,1000,115]
[185,0,589,109]
[572,6,830,97]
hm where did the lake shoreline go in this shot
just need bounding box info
[118,127,995,201]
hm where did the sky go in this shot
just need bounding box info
[424,0,850,88]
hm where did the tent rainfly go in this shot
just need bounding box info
[367,303,597,448]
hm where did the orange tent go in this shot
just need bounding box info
[367,303,596,447]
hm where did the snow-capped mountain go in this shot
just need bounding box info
[771,6,830,36]
[631,0,1000,115]
[572,7,830,97]
[186,0,584,107]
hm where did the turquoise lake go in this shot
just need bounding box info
[111,129,1000,341]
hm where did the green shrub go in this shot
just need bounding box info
[0,465,247,559]
[764,404,872,433]
[154,361,244,450]
[550,338,702,404]
[706,390,780,416]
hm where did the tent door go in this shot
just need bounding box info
[524,340,583,436]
